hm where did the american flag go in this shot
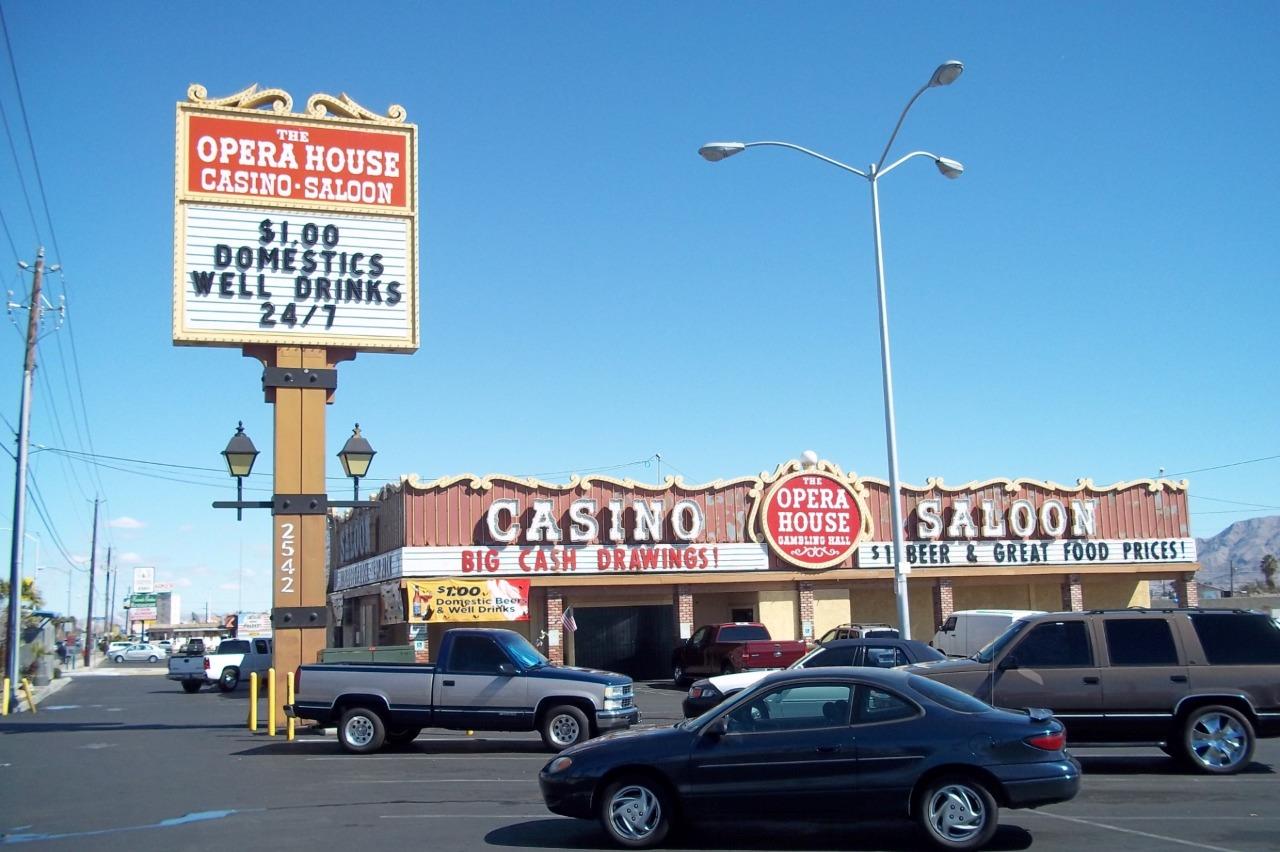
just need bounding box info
[561,606,578,633]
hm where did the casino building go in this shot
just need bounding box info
[326,457,1198,680]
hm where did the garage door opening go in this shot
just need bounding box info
[572,605,674,681]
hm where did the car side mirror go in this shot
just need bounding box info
[997,655,1019,671]
[703,717,728,740]
[497,662,517,676]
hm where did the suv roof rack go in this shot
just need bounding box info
[1084,607,1255,615]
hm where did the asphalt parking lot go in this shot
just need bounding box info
[1,672,1276,851]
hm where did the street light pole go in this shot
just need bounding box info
[867,162,912,639]
[699,61,965,640]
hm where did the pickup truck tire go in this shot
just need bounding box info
[541,704,590,751]
[217,667,240,692]
[181,680,202,693]
[339,707,387,753]
[386,727,422,747]
[598,775,673,849]
[915,774,999,851]
[1180,704,1255,774]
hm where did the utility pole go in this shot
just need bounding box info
[83,499,101,666]
[1229,558,1236,599]
[107,558,116,636]
[102,547,112,636]
[6,248,58,697]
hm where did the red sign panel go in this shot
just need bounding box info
[183,113,411,211]
[762,471,866,569]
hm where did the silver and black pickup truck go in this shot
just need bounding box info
[287,627,640,754]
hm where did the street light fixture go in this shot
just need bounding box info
[221,422,259,520]
[699,60,966,639]
[337,424,376,501]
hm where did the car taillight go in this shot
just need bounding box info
[1025,731,1066,751]
[203,657,210,670]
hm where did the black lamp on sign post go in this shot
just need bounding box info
[221,422,260,520]
[337,424,376,501]
[213,421,374,517]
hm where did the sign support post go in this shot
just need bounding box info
[174,84,418,724]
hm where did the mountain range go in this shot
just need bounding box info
[1194,515,1280,591]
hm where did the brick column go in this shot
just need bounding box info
[1173,572,1199,607]
[674,585,694,642]
[1061,574,1084,611]
[932,579,955,632]
[798,583,815,640]
[545,588,564,665]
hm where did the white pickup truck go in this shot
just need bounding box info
[167,637,273,693]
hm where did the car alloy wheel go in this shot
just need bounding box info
[918,776,997,850]
[1185,705,1254,774]
[599,777,671,849]
[114,655,124,663]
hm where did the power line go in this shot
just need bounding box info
[1164,453,1280,478]
[1190,494,1280,511]
[0,4,59,261]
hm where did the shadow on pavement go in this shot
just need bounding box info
[0,721,247,734]
[486,819,1034,851]
[233,736,550,757]
[1076,754,1276,775]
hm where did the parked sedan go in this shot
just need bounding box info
[682,637,943,717]
[541,668,1079,850]
[113,643,166,663]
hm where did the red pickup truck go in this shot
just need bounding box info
[671,622,808,686]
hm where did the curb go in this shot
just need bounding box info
[11,674,73,713]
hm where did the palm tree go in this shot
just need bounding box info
[1261,555,1278,591]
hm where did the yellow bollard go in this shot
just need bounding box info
[249,672,259,732]
[267,667,277,736]
[286,671,295,741]
[21,678,36,713]
[2,677,9,716]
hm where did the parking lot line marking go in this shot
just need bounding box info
[305,755,545,761]
[350,779,528,783]
[379,814,545,819]
[1029,811,1241,851]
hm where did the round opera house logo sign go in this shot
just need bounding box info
[762,470,870,569]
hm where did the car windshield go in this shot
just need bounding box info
[973,619,1029,663]
[498,632,549,669]
[791,645,830,669]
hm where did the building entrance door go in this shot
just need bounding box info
[574,605,674,680]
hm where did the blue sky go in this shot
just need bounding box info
[0,2,1276,618]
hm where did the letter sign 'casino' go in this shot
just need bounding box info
[762,470,872,568]
[173,85,419,352]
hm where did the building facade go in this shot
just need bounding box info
[327,457,1198,679]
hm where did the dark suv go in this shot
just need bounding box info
[906,608,1280,774]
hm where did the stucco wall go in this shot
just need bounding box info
[1083,576,1150,609]
[758,589,799,640]
[813,587,852,636]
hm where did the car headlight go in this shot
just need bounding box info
[688,683,721,700]
[547,756,573,773]
[603,698,625,710]
[604,684,629,699]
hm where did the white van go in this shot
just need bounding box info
[931,609,1045,658]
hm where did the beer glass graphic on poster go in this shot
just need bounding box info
[180,205,412,347]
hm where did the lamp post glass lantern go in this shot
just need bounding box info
[338,424,376,501]
[222,421,259,520]
[699,60,966,639]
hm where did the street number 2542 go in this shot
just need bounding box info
[279,523,296,593]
